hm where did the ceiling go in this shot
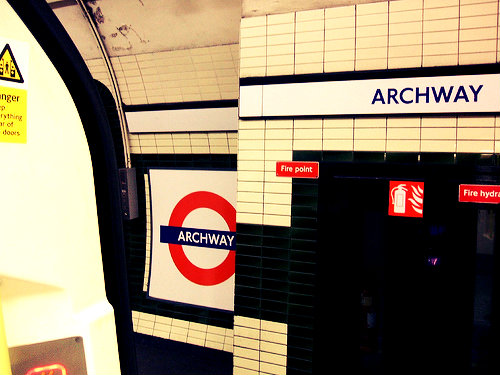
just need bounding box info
[49,0,242,60]
[45,0,387,110]
[48,0,388,60]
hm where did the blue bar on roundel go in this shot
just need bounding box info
[160,226,236,251]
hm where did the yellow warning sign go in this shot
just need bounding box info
[0,86,27,143]
[0,44,23,84]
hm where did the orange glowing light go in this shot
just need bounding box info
[25,363,67,375]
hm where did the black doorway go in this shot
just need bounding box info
[316,162,499,374]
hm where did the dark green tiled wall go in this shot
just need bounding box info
[125,150,499,373]
[124,153,236,329]
[234,150,500,375]
[235,153,320,375]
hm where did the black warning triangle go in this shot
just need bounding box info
[0,44,24,83]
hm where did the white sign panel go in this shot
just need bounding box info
[148,169,236,311]
[126,106,238,133]
[240,74,500,117]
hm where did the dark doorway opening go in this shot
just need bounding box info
[316,162,499,374]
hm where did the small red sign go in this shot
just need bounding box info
[459,184,500,204]
[276,161,319,179]
[389,181,424,218]
[26,364,67,375]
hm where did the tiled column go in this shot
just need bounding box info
[233,316,287,375]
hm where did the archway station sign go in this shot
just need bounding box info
[148,168,237,311]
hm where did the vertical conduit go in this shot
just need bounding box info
[75,0,132,168]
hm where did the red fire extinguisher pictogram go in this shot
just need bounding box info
[391,184,408,214]
[388,181,424,218]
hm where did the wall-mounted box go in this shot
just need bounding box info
[119,168,139,220]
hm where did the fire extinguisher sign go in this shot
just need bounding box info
[389,181,424,218]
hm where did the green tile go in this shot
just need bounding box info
[237,223,264,236]
[353,151,385,163]
[235,285,261,299]
[291,228,318,241]
[419,152,455,164]
[289,249,316,264]
[261,278,289,293]
[323,151,354,162]
[262,236,291,249]
[386,152,419,164]
[292,182,319,197]
[237,233,263,247]
[456,153,495,166]
[290,238,317,252]
[261,290,288,303]
[263,226,290,237]
[293,150,322,162]
[288,293,315,307]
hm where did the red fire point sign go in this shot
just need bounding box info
[389,181,424,218]
[459,184,500,204]
[276,161,319,179]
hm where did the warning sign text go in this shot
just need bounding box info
[0,86,27,143]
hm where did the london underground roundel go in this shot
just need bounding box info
[148,169,237,311]
[166,191,236,286]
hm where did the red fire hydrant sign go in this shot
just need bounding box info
[389,181,424,218]
[459,184,500,204]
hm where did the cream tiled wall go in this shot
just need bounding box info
[233,316,288,375]
[86,45,239,156]
[240,0,500,76]
[132,311,288,363]
[267,13,295,76]
[237,120,293,227]
[356,2,389,70]
[132,312,288,371]
[325,6,356,72]
[295,9,325,74]
[238,115,500,226]
[128,132,237,155]
[237,0,500,228]
[88,44,239,106]
[86,57,113,91]
[133,310,234,352]
[388,0,423,69]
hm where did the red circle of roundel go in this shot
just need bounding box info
[168,191,236,286]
